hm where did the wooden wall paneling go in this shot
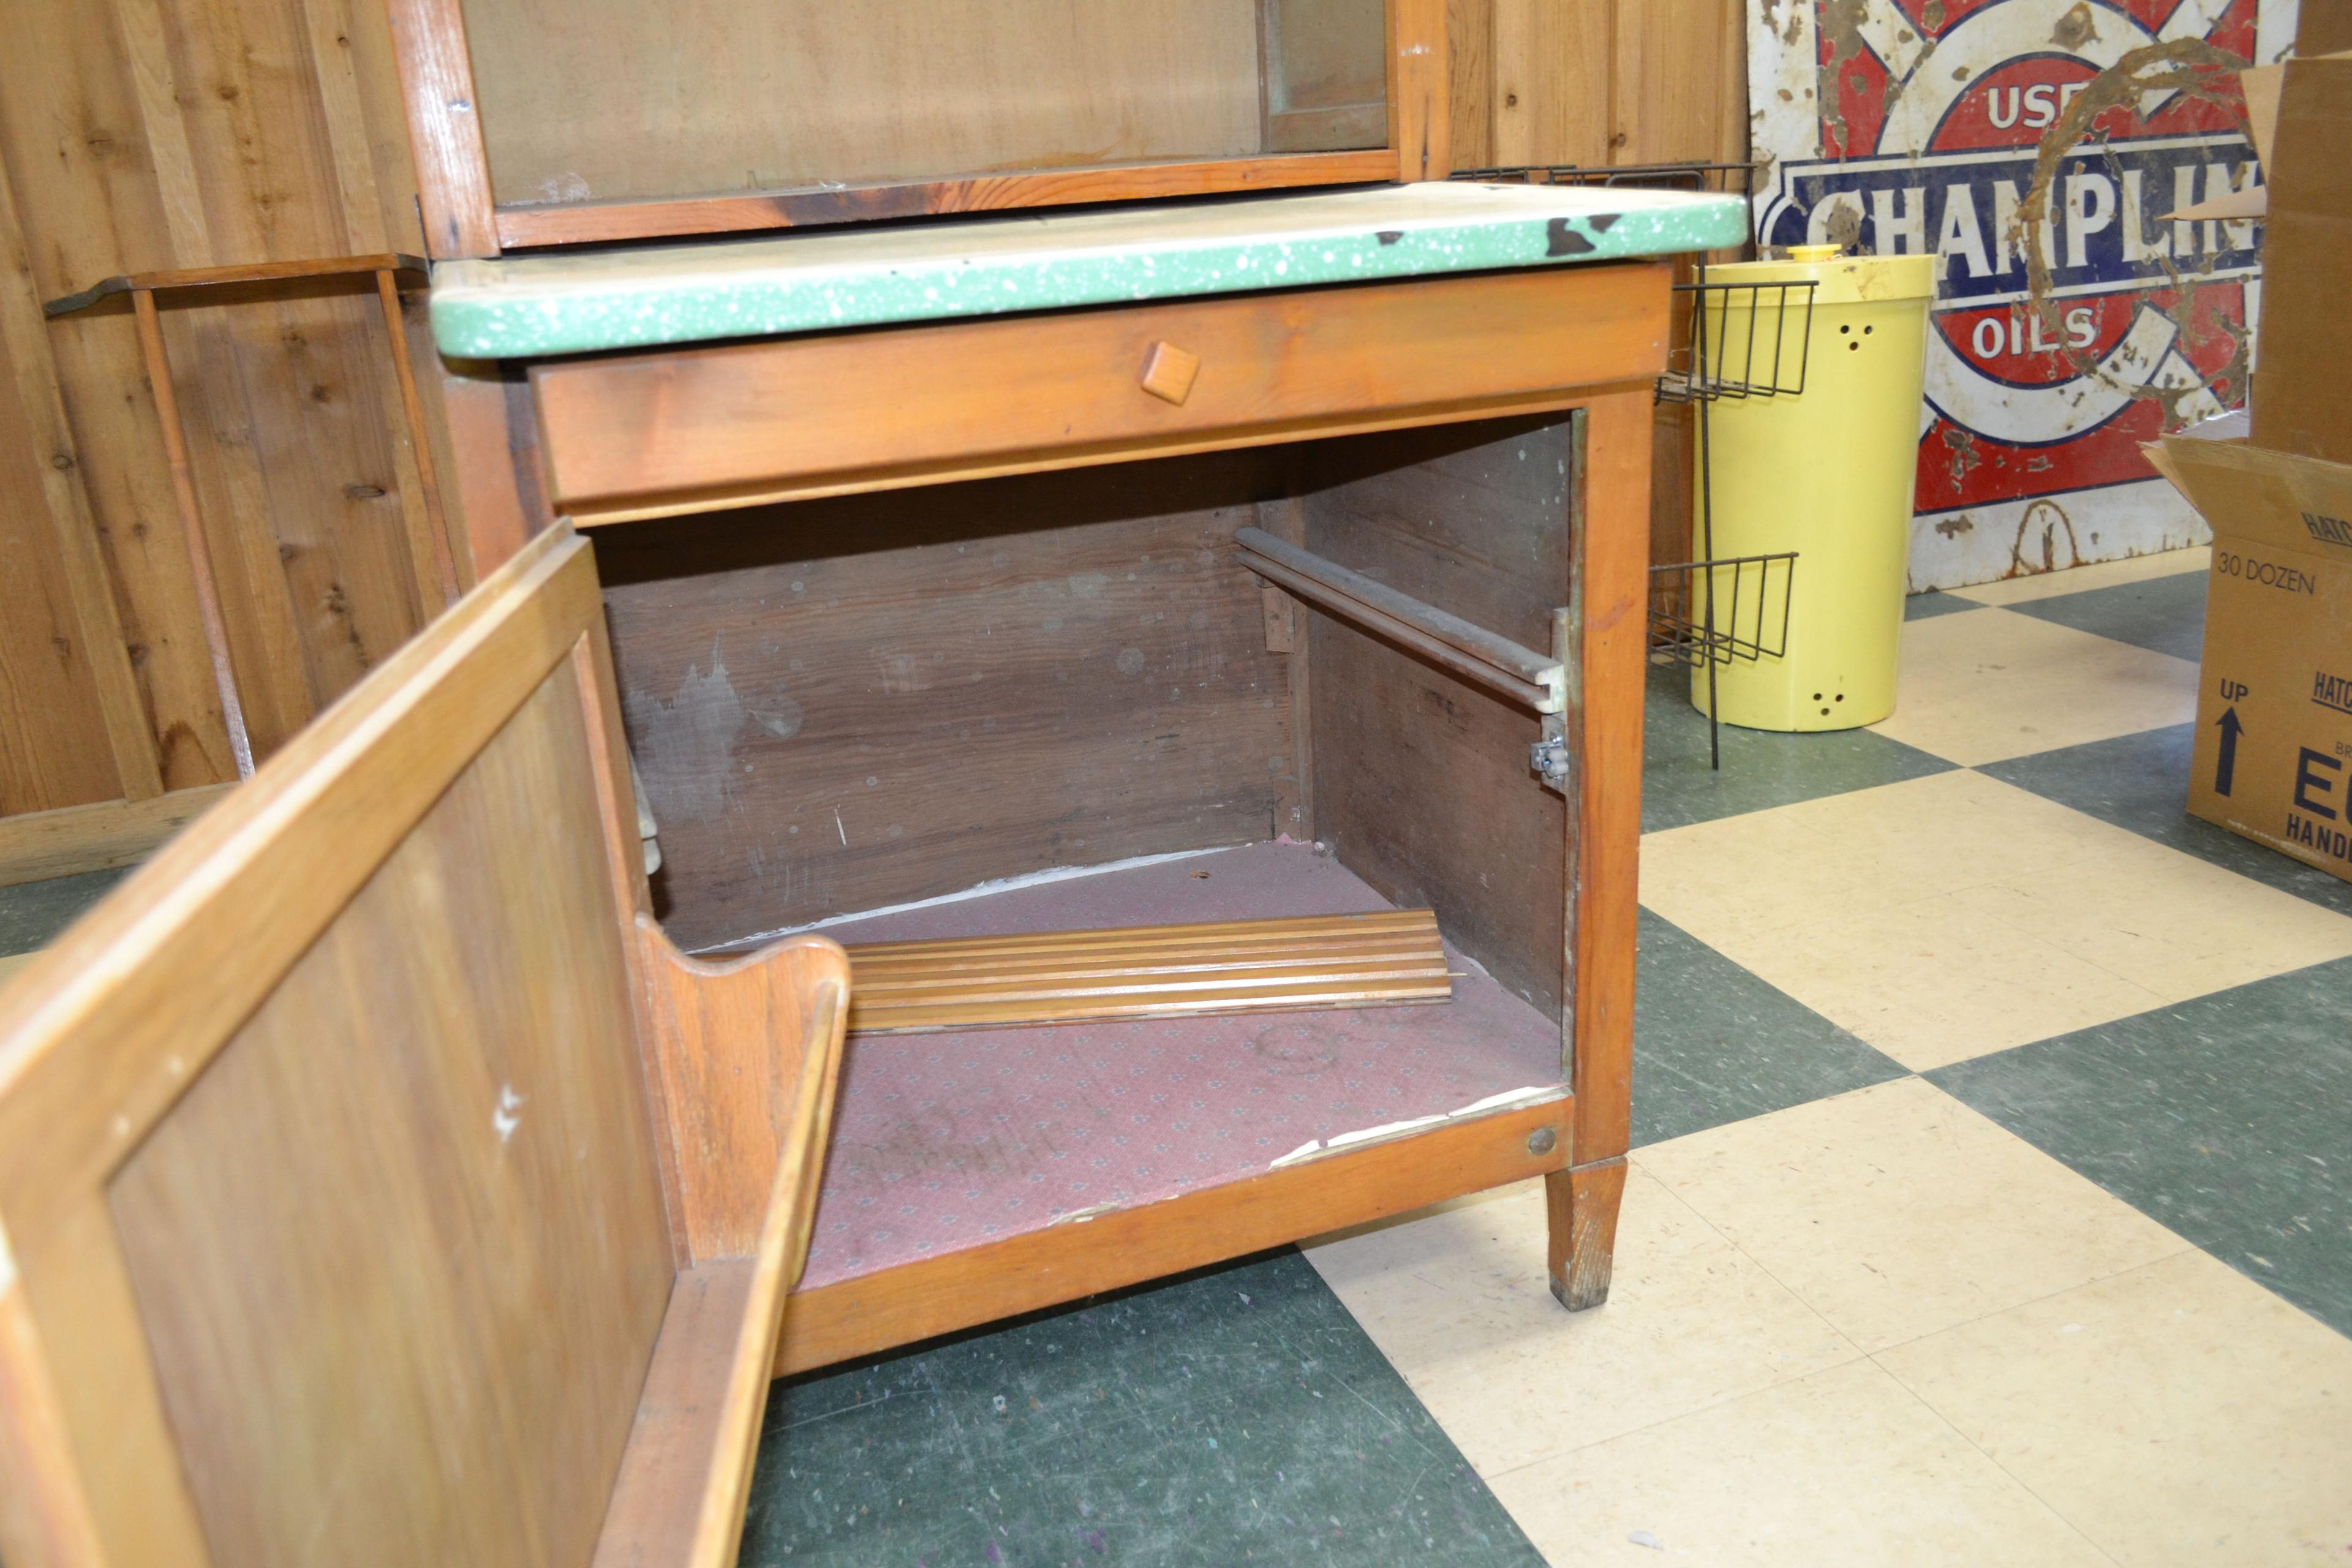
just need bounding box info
[155,1,437,737]
[0,0,447,816]
[1490,0,1613,167]
[0,161,158,813]
[1451,0,1749,570]
[321,0,431,259]
[304,1,458,611]
[0,0,241,791]
[1447,0,1496,172]
[1302,416,1573,1015]
[1610,0,1749,167]
[0,363,122,815]
[592,453,1297,951]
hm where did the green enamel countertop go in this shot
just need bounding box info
[430,182,1747,360]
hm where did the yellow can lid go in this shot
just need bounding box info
[1705,250,1940,305]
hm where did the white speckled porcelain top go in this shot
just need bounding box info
[431,182,1747,360]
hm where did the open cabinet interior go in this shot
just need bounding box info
[593,413,1581,1298]
[456,0,1390,214]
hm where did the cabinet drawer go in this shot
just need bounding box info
[531,263,1668,522]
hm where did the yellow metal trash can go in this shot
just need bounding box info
[1692,247,1937,731]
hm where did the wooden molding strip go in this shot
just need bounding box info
[775,1094,1569,1375]
[842,910,1450,1035]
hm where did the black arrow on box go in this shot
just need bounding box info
[2215,706,2245,797]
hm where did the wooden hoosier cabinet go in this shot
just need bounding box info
[0,5,1747,1561]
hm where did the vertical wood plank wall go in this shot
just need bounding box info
[0,0,1747,859]
[0,0,434,843]
[1452,0,1751,569]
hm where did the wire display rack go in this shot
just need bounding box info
[1457,160,1817,771]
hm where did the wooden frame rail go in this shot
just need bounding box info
[1235,527,1566,714]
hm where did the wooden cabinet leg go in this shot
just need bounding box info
[1545,1156,1627,1311]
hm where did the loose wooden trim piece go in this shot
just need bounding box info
[41,255,428,318]
[0,786,232,890]
[776,1095,1570,1375]
[492,151,1402,249]
[841,910,1450,1035]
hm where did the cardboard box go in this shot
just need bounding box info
[2160,429,2352,883]
[2247,51,2352,466]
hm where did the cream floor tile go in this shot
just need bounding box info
[1879,1248,2352,1566]
[1949,842,2352,1005]
[1869,608,2198,765]
[1640,769,2119,939]
[1950,545,2210,606]
[1303,1170,1861,1477]
[1639,772,2352,1068]
[1486,1359,2116,1567]
[1707,893,2169,1069]
[1635,1079,2188,1353]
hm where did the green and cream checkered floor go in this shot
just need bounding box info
[4,546,2345,1565]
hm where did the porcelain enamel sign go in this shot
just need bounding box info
[1749,0,2298,588]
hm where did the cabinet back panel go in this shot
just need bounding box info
[595,453,1297,949]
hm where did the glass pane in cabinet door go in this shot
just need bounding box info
[1261,0,1390,153]
[462,0,1394,212]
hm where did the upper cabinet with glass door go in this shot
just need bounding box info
[389,0,1444,256]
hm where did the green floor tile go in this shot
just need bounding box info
[1983,724,2352,918]
[1634,909,1907,1148]
[1998,568,2209,662]
[1904,589,1982,621]
[1642,663,1951,833]
[1931,957,2352,1337]
[0,867,132,957]
[739,1250,1545,1567]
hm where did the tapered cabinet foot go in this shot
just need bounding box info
[1545,1156,1627,1311]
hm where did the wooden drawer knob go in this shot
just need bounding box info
[1139,341,1201,405]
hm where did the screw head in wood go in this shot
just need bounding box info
[1526,1126,1557,1156]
